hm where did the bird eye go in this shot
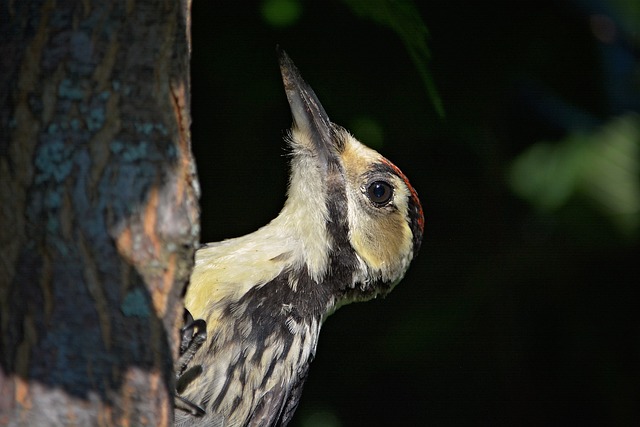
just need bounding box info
[366,181,393,206]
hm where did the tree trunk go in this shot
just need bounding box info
[0,0,198,425]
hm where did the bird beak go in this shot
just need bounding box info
[277,47,336,160]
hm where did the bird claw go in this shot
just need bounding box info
[175,309,207,417]
[176,309,207,377]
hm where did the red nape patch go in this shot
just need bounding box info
[381,158,424,235]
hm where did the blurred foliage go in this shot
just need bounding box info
[342,0,444,117]
[261,0,302,28]
[607,0,640,32]
[298,408,342,427]
[261,0,444,116]
[509,114,640,236]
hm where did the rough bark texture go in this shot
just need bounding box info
[0,0,198,425]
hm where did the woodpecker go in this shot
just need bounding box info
[175,48,424,426]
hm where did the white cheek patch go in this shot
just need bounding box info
[341,145,415,285]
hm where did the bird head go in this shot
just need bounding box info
[277,48,424,308]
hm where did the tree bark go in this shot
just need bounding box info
[0,0,198,425]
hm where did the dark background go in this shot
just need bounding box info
[190,1,640,425]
